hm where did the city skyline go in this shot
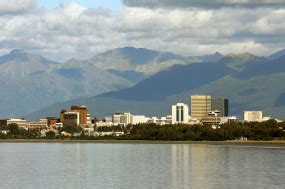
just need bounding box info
[1,1,285,189]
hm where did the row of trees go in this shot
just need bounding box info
[0,123,39,139]
[118,120,285,141]
[0,119,285,141]
[0,123,81,139]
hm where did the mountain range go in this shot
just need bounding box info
[21,47,285,120]
[0,47,209,118]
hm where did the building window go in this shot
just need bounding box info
[181,106,184,122]
[176,107,180,122]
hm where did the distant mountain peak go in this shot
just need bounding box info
[91,46,187,71]
[199,52,223,62]
[65,58,80,63]
[10,49,26,55]
[225,52,256,59]
[0,49,30,63]
[214,52,222,56]
[240,52,255,57]
[0,49,59,66]
[119,46,137,50]
[268,49,285,60]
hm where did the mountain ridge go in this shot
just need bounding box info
[268,49,285,60]
[25,49,285,120]
[0,47,284,119]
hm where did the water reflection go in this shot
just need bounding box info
[171,144,190,188]
[0,143,284,189]
[170,144,285,188]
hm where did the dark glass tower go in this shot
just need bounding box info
[211,98,229,117]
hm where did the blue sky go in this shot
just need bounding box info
[38,0,123,11]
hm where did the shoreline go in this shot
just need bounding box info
[1,139,285,147]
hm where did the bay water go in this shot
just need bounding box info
[0,143,284,189]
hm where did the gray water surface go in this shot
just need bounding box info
[0,143,284,189]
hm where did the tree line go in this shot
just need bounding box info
[119,120,285,141]
[0,119,285,141]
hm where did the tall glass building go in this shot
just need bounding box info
[191,95,211,120]
[211,98,229,117]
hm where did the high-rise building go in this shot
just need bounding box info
[63,112,80,125]
[70,106,88,125]
[211,98,229,117]
[60,110,66,122]
[191,95,211,120]
[172,103,189,124]
[243,111,263,122]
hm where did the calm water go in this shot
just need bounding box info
[0,143,284,189]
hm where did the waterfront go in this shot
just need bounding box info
[0,143,284,188]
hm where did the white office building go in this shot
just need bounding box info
[7,118,28,129]
[132,115,147,125]
[244,111,263,122]
[112,112,132,125]
[172,103,189,124]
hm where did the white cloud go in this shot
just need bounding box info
[0,2,284,61]
[0,0,36,15]
[123,0,285,9]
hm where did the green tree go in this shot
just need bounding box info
[0,125,8,130]
[8,123,19,135]
[46,131,56,139]
[63,124,80,134]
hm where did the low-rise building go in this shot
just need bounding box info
[146,116,172,125]
[188,118,201,125]
[83,127,95,136]
[112,112,132,125]
[0,119,8,126]
[96,121,114,127]
[201,110,221,124]
[40,128,59,137]
[220,116,238,124]
[132,115,147,125]
[55,123,63,128]
[87,114,92,124]
[95,131,124,137]
[244,111,263,122]
[46,117,58,127]
[28,119,48,129]
[7,118,28,129]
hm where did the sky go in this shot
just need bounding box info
[0,0,284,61]
[38,0,123,12]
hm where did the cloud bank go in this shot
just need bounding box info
[123,0,285,9]
[0,1,284,61]
[0,0,36,15]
